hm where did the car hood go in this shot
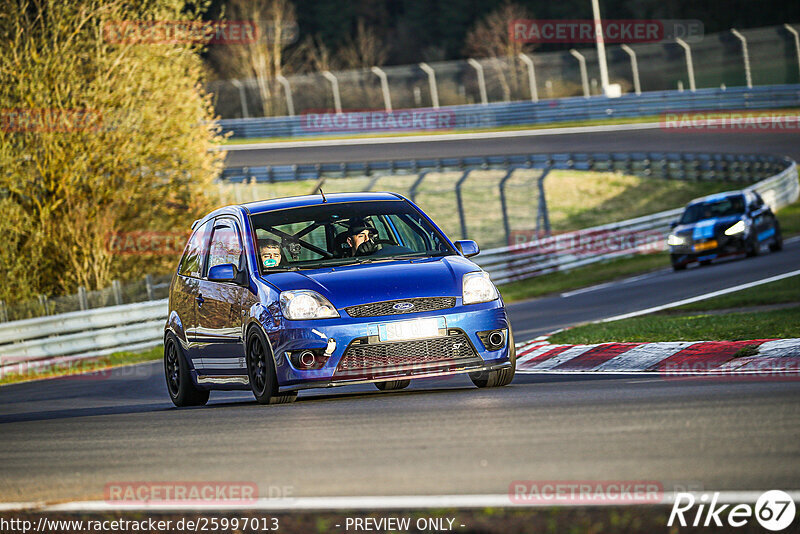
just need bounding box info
[260,255,479,309]
[673,214,743,240]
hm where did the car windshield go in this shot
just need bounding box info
[249,199,456,272]
[679,195,745,224]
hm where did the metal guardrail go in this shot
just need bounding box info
[0,154,796,372]
[0,300,167,375]
[217,84,800,139]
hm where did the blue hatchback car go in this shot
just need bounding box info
[164,192,516,406]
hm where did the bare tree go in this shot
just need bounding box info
[210,0,298,116]
[464,2,535,102]
[338,19,388,70]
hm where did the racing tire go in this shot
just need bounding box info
[769,226,783,252]
[470,329,516,388]
[375,380,411,391]
[699,260,712,266]
[246,328,297,405]
[672,262,687,272]
[164,333,209,407]
[746,235,761,257]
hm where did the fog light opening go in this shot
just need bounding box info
[299,351,316,368]
[488,331,504,347]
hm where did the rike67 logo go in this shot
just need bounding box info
[668,490,796,531]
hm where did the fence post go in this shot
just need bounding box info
[518,53,538,102]
[38,294,49,316]
[785,24,800,78]
[419,63,440,108]
[78,286,88,311]
[535,168,552,236]
[498,169,516,246]
[569,49,590,98]
[730,29,752,88]
[371,66,393,112]
[250,176,258,201]
[275,75,295,116]
[467,58,488,105]
[408,170,428,203]
[230,79,250,119]
[145,274,155,301]
[675,38,696,92]
[321,71,343,114]
[455,170,472,239]
[112,280,123,306]
[620,44,641,95]
[0,300,7,322]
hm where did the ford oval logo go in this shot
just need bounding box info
[392,302,414,311]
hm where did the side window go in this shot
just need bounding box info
[178,221,213,278]
[752,192,764,208]
[207,220,243,272]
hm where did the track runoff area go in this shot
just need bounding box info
[2,124,799,533]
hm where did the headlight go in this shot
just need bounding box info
[279,290,339,320]
[724,220,746,236]
[667,234,685,246]
[462,271,499,305]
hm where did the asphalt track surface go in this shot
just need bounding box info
[1,125,799,505]
[223,125,800,166]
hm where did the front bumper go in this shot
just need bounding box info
[270,299,511,390]
[669,235,746,265]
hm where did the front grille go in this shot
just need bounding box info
[335,331,482,379]
[345,297,456,318]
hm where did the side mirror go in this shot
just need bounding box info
[454,240,480,258]
[208,263,238,282]
[670,221,678,229]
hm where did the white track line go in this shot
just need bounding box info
[221,122,663,151]
[4,490,795,512]
[560,270,669,298]
[600,269,800,323]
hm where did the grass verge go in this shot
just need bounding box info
[498,253,667,303]
[549,306,800,345]
[0,345,162,386]
[673,274,800,312]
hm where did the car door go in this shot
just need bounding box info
[194,217,247,371]
[173,220,213,361]
[747,192,772,243]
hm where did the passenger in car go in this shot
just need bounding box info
[258,239,283,268]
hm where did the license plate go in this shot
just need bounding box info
[379,318,441,342]
[693,240,717,252]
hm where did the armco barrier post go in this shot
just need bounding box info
[78,286,88,311]
[276,75,295,116]
[371,66,393,112]
[498,169,516,245]
[408,170,428,203]
[419,63,440,109]
[620,44,641,95]
[675,38,696,92]
[145,274,155,301]
[467,59,488,105]
[230,79,250,119]
[785,24,800,78]
[730,29,752,88]
[112,280,123,306]
[455,170,473,239]
[321,71,343,114]
[518,53,538,102]
[0,300,7,323]
[535,168,552,236]
[569,49,590,98]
